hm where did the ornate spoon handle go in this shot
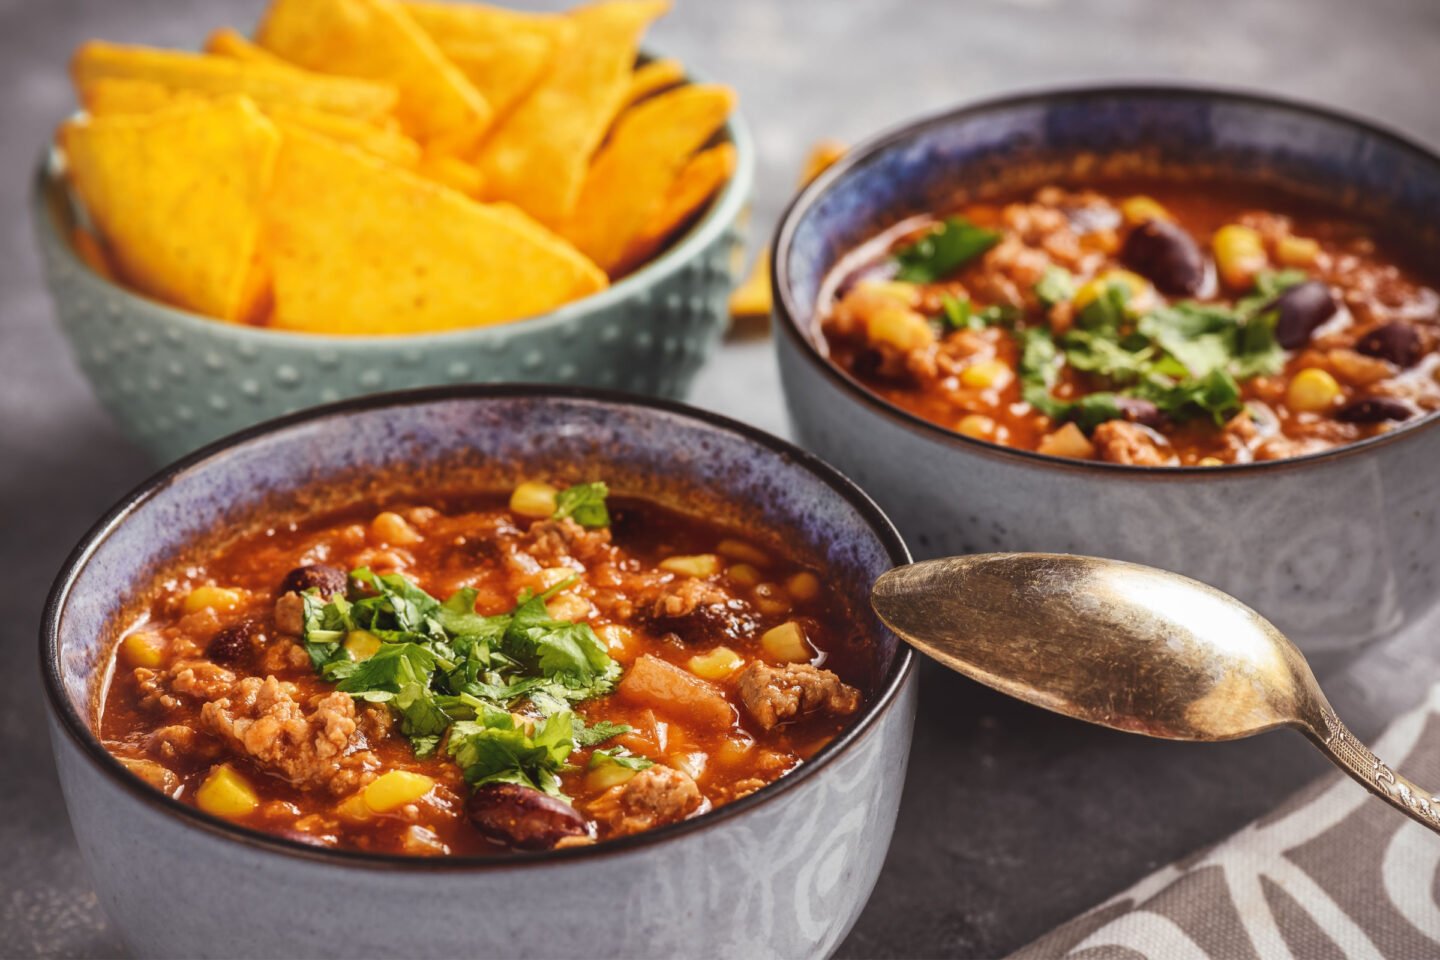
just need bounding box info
[1304,706,1440,834]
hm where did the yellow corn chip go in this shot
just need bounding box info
[440,34,559,121]
[416,151,486,197]
[476,0,669,226]
[82,77,196,115]
[562,83,734,273]
[619,142,736,274]
[71,227,116,281]
[621,58,685,109]
[266,127,607,335]
[72,42,398,120]
[402,1,569,43]
[256,0,491,154]
[62,98,280,321]
[204,28,290,66]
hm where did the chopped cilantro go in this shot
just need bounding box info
[1075,280,1132,334]
[573,719,631,747]
[893,216,1001,283]
[938,294,1017,331]
[1034,266,1075,307]
[552,482,610,529]
[589,747,655,772]
[448,707,576,797]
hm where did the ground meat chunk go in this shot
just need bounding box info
[1092,420,1175,466]
[638,577,756,644]
[522,518,612,566]
[135,660,237,710]
[274,592,305,636]
[148,724,204,761]
[590,765,702,836]
[200,676,377,794]
[737,662,860,731]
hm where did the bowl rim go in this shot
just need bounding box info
[33,96,755,348]
[40,383,915,871]
[772,81,1440,478]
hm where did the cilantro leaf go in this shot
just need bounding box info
[1062,329,1155,383]
[939,293,976,330]
[589,747,654,772]
[1075,280,1131,335]
[1034,265,1075,307]
[573,718,631,747]
[1017,326,1066,417]
[552,482,610,529]
[893,217,1001,283]
[447,708,576,798]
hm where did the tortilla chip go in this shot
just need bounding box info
[269,106,421,167]
[62,98,280,321]
[204,28,289,67]
[256,0,491,154]
[440,34,559,121]
[72,42,398,120]
[618,142,735,273]
[476,0,669,226]
[561,83,734,272]
[621,57,684,109]
[402,1,569,43]
[82,76,197,115]
[416,151,485,197]
[266,127,607,335]
[71,226,116,281]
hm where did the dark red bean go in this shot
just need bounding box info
[278,564,348,598]
[467,782,590,850]
[1355,323,1421,368]
[1335,397,1413,423]
[1115,397,1164,429]
[207,618,263,665]
[1273,281,1338,349]
[1120,219,1205,295]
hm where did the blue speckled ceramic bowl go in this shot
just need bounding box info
[774,86,1440,666]
[32,100,753,464]
[41,385,914,959]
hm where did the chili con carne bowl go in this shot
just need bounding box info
[775,86,1440,663]
[41,386,914,959]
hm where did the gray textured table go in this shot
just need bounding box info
[2,1,1437,956]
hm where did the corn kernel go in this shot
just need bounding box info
[715,538,770,567]
[585,761,639,792]
[336,792,372,822]
[762,621,812,663]
[509,481,558,518]
[1120,195,1172,224]
[687,645,745,680]
[957,414,996,439]
[866,304,936,352]
[546,593,591,622]
[597,624,632,656]
[362,770,434,813]
[183,585,243,615]
[1036,422,1096,460]
[714,736,754,766]
[1197,456,1225,467]
[1213,224,1268,290]
[960,358,1012,390]
[753,583,792,616]
[659,554,721,578]
[121,631,166,668]
[856,279,921,307]
[344,630,382,662]
[1287,368,1343,413]
[537,567,576,590]
[196,763,259,819]
[785,571,821,603]
[371,511,422,546]
[1276,234,1320,267]
[727,563,763,587]
[1073,269,1151,312]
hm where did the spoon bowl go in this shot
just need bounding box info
[873,553,1440,832]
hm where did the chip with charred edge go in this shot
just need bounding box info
[71,41,398,120]
[562,83,734,273]
[266,126,607,335]
[256,0,491,154]
[619,142,736,275]
[62,97,280,322]
[204,28,290,67]
[621,57,685,109]
[475,0,669,227]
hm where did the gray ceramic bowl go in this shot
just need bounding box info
[32,100,753,464]
[41,385,914,959]
[774,86,1440,668]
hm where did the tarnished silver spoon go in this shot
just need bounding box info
[871,553,1440,834]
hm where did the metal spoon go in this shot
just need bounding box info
[871,552,1440,834]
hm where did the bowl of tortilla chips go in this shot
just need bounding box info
[33,0,752,462]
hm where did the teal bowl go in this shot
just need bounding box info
[32,109,753,463]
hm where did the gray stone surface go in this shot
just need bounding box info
[1,0,1437,956]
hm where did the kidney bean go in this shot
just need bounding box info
[1355,322,1421,368]
[1120,219,1205,295]
[467,782,590,850]
[1115,397,1164,429]
[278,563,348,598]
[1273,281,1338,349]
[207,618,263,665]
[1335,396,1413,423]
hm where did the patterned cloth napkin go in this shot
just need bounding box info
[1012,685,1440,959]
